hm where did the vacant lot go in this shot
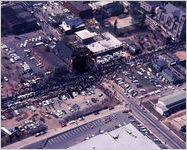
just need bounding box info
[174,51,186,61]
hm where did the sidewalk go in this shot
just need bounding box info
[3,105,125,149]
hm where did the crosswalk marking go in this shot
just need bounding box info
[48,140,53,145]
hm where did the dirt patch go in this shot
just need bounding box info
[163,110,186,142]
[174,51,186,61]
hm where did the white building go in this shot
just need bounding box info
[86,32,123,56]
[75,29,97,45]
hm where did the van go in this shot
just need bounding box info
[68,120,76,125]
[10,58,15,63]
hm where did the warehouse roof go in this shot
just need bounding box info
[75,29,97,40]
[158,90,186,107]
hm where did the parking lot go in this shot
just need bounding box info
[105,60,175,102]
[1,84,109,143]
[23,111,166,149]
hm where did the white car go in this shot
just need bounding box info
[4,76,8,82]
[62,95,67,100]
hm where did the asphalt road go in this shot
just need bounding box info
[112,86,186,149]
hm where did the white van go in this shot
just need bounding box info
[68,120,76,125]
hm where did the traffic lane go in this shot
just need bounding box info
[131,120,167,149]
[44,112,130,149]
[114,87,186,149]
[117,87,185,149]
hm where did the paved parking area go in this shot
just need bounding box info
[23,110,166,149]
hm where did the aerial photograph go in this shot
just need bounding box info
[1,1,186,149]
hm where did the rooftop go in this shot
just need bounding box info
[51,41,74,60]
[164,3,185,18]
[158,90,186,107]
[108,16,137,29]
[75,29,97,40]
[68,124,160,150]
[153,58,168,67]
[64,1,91,12]
[89,1,114,10]
[65,17,84,28]
[86,32,122,54]
[142,1,161,7]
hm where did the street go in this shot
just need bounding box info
[112,86,186,149]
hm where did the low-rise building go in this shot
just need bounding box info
[89,1,114,10]
[162,68,180,84]
[124,39,141,55]
[155,3,186,40]
[63,2,93,19]
[75,29,97,45]
[159,54,177,65]
[152,58,168,71]
[86,32,123,56]
[60,17,85,34]
[2,4,39,34]
[139,1,161,13]
[155,90,186,116]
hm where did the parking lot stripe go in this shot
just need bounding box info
[92,121,97,127]
[78,127,85,132]
[66,132,72,137]
[62,133,69,139]
[48,140,53,145]
[52,138,59,143]
[49,139,55,144]
[95,120,103,125]
[70,130,76,135]
[60,134,67,139]
[81,125,88,130]
[58,135,64,140]
[74,128,82,134]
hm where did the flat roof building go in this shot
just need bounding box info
[86,32,123,56]
[152,58,168,71]
[124,39,141,55]
[63,2,93,19]
[155,90,186,116]
[155,2,186,40]
[68,124,160,150]
[162,68,181,84]
[2,4,39,34]
[60,17,85,34]
[140,1,161,13]
[89,1,114,10]
[75,29,97,45]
